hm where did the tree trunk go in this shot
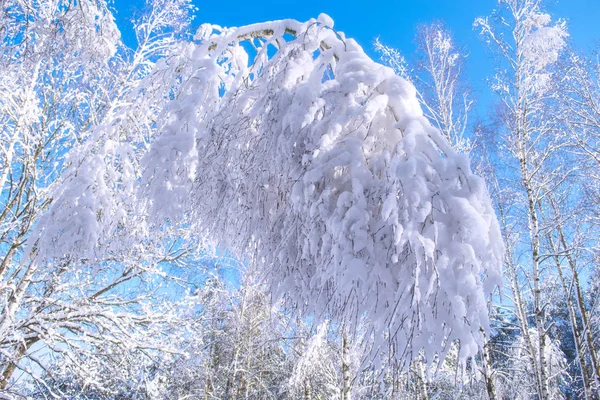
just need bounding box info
[0,336,39,390]
[509,260,543,396]
[519,137,550,400]
[304,379,311,400]
[480,327,498,400]
[415,357,429,400]
[547,230,593,400]
[341,332,352,400]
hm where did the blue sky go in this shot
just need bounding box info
[113,0,600,119]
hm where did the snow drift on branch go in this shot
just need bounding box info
[38,15,504,363]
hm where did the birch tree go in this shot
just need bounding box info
[475,0,569,398]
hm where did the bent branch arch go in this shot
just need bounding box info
[38,15,504,365]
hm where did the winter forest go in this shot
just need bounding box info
[1,0,600,398]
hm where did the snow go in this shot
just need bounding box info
[317,13,334,29]
[36,16,503,366]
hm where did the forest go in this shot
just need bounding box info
[0,0,599,398]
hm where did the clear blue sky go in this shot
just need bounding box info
[113,0,600,116]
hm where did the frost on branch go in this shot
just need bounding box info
[43,16,504,364]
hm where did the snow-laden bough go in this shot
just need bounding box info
[37,15,504,366]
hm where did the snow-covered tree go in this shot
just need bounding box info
[157,271,294,399]
[375,22,473,154]
[286,322,344,400]
[375,23,501,400]
[38,13,503,371]
[0,0,201,394]
[559,48,600,399]
[475,0,571,398]
[496,329,568,399]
